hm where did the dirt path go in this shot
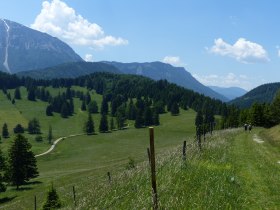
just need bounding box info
[230,129,280,208]
[252,134,264,143]
[35,133,84,157]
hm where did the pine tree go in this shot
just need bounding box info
[69,97,74,115]
[0,148,6,192]
[84,113,95,135]
[99,114,109,133]
[88,100,98,113]
[144,107,153,126]
[46,105,53,116]
[81,100,86,111]
[110,117,115,131]
[48,125,53,144]
[27,87,36,101]
[43,184,62,210]
[152,110,160,126]
[2,123,9,138]
[116,104,126,129]
[14,87,21,99]
[60,102,69,118]
[170,102,180,116]
[28,118,41,134]
[6,134,39,189]
[134,109,143,128]
[101,97,109,115]
[13,124,24,134]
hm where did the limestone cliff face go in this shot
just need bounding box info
[0,19,82,73]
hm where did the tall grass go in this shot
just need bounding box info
[58,129,245,209]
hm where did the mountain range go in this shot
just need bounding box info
[0,19,249,102]
[103,61,228,101]
[0,19,82,73]
[208,86,247,101]
[16,62,120,79]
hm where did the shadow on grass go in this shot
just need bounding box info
[10,180,43,191]
[24,180,43,186]
[0,196,16,204]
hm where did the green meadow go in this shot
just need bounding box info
[0,87,279,209]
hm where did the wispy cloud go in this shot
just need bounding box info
[209,38,269,63]
[192,72,252,90]
[31,0,128,49]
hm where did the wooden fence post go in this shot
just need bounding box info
[182,141,186,161]
[73,186,76,206]
[34,195,37,210]
[107,172,111,183]
[149,127,158,210]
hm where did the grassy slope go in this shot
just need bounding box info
[58,128,279,209]
[230,128,280,209]
[0,88,197,209]
[1,86,279,209]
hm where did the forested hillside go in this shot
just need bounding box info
[230,82,280,108]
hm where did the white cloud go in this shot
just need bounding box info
[192,72,251,90]
[31,0,128,48]
[209,38,269,63]
[162,56,184,67]
[84,54,93,62]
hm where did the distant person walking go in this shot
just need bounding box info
[248,124,252,132]
[244,123,248,131]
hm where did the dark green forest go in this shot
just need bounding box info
[1,71,280,130]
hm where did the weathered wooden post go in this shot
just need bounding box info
[73,186,76,206]
[107,172,111,183]
[149,127,158,210]
[182,140,186,161]
[147,147,151,165]
[34,195,37,210]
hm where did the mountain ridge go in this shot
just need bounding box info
[103,61,228,101]
[0,19,83,73]
[16,62,120,79]
[229,82,280,108]
[208,86,247,101]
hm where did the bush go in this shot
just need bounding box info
[35,135,43,142]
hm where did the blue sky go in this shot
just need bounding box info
[1,0,280,90]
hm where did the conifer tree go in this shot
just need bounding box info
[84,113,95,135]
[13,124,24,134]
[135,109,143,128]
[99,113,109,133]
[101,97,109,115]
[14,87,21,99]
[60,102,69,118]
[48,125,53,144]
[170,102,180,116]
[2,123,9,138]
[88,100,98,113]
[46,105,53,116]
[0,148,6,192]
[43,184,62,210]
[152,110,160,126]
[27,87,36,101]
[6,134,39,189]
[110,117,115,131]
[28,118,41,134]
[144,107,153,126]
[81,100,86,111]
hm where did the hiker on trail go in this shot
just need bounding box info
[248,124,252,132]
[244,123,248,131]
